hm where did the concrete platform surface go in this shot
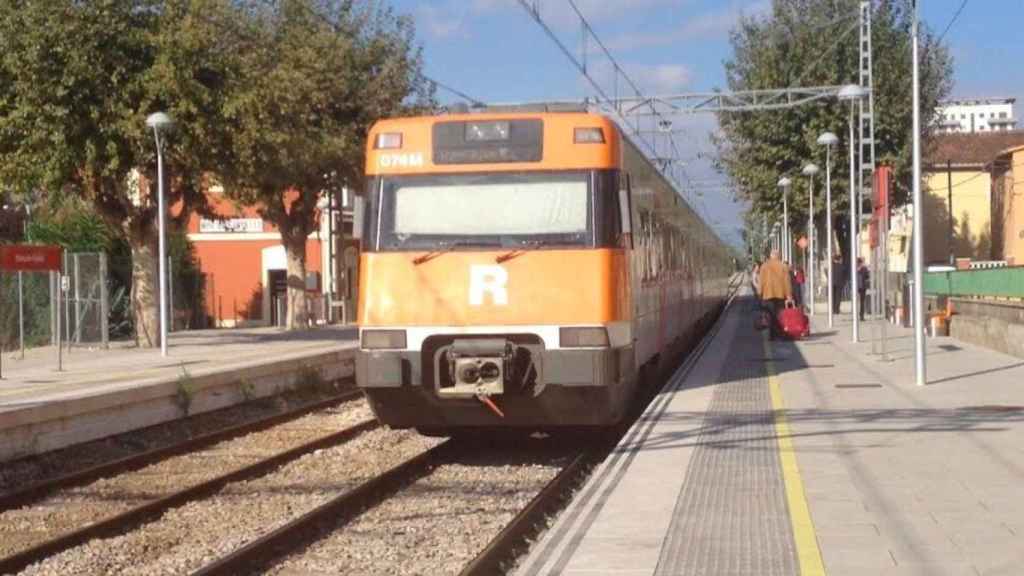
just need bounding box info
[518,293,1024,576]
[0,326,356,461]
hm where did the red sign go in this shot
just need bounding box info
[0,245,63,271]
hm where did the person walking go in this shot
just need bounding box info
[857,257,870,321]
[790,265,805,309]
[758,248,794,340]
[831,253,846,314]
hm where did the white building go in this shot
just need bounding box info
[935,98,1016,133]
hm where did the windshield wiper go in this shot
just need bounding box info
[412,240,503,265]
[495,240,552,264]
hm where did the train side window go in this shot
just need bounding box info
[618,173,634,249]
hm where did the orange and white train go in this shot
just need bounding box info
[355,107,733,435]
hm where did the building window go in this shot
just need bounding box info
[1000,112,1008,118]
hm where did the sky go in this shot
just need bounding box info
[387,0,1024,248]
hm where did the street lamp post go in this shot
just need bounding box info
[802,163,820,316]
[817,132,839,328]
[778,177,792,264]
[838,84,867,342]
[911,1,926,385]
[146,111,173,357]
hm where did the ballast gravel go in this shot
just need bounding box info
[0,386,351,496]
[0,399,372,561]
[262,447,569,576]
[17,427,438,576]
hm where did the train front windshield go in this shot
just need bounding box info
[365,171,622,252]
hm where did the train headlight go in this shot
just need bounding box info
[559,327,610,348]
[361,329,407,350]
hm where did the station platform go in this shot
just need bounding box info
[518,290,1024,576]
[0,326,356,461]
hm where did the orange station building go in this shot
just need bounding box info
[183,185,357,327]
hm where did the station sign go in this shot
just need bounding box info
[0,244,63,271]
[199,217,264,233]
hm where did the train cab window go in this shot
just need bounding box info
[365,170,625,252]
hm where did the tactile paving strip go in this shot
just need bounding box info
[654,329,798,576]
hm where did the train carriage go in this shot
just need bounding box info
[355,107,732,433]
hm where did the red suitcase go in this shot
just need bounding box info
[778,302,810,339]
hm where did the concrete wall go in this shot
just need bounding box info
[993,149,1024,264]
[923,168,992,264]
[0,348,354,462]
[946,298,1024,360]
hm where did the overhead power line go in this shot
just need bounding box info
[937,0,969,44]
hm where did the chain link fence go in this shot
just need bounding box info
[60,252,108,347]
[0,251,109,355]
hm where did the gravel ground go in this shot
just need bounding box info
[0,384,353,496]
[0,398,373,561]
[262,443,573,576]
[17,428,440,575]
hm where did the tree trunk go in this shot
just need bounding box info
[283,233,310,330]
[128,230,161,348]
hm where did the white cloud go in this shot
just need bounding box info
[608,0,770,51]
[416,3,470,39]
[628,63,695,94]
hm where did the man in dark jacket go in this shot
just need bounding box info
[857,258,869,321]
[831,254,847,314]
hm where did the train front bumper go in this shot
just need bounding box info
[356,347,633,428]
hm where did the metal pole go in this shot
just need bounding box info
[100,252,109,349]
[64,251,70,349]
[826,145,834,328]
[168,256,174,334]
[849,102,860,342]
[155,128,169,357]
[73,253,81,344]
[55,270,62,371]
[947,159,954,265]
[911,0,926,386]
[326,187,334,324]
[783,191,789,263]
[808,173,815,316]
[18,271,25,358]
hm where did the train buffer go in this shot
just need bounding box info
[517,288,1024,576]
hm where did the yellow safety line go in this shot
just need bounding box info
[763,335,826,576]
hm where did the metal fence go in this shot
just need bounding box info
[924,266,1024,300]
[0,270,54,353]
[0,251,109,356]
[60,252,109,347]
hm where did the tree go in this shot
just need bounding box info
[0,0,236,347]
[217,0,431,328]
[718,0,953,256]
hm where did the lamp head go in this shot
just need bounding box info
[145,112,174,131]
[817,132,839,146]
[802,163,820,176]
[777,177,792,188]
[837,84,867,101]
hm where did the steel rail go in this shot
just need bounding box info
[0,417,378,575]
[190,441,456,576]
[0,386,362,513]
[458,449,595,576]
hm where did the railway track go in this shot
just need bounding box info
[191,437,594,576]
[0,391,375,575]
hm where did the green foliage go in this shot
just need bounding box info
[215,0,433,326]
[175,365,197,415]
[718,0,953,244]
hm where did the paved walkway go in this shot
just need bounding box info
[0,326,356,412]
[518,292,1024,576]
